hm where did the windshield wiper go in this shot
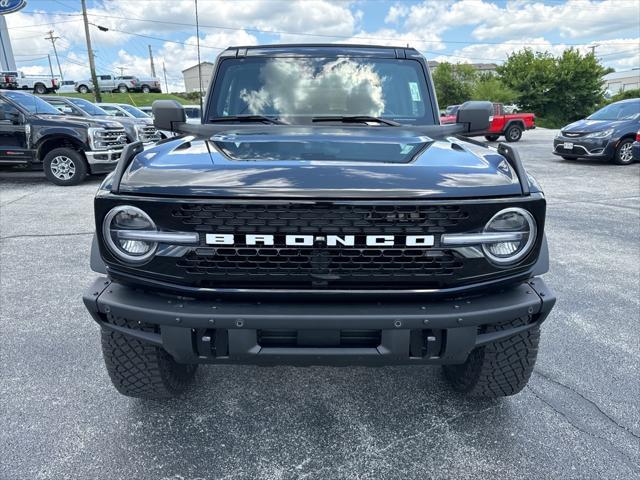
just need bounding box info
[312,115,401,126]
[208,115,284,124]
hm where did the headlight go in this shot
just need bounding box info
[102,205,157,264]
[585,128,614,138]
[482,207,537,265]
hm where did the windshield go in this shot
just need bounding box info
[67,97,109,116]
[210,57,433,124]
[588,101,640,121]
[4,91,62,115]
[445,105,459,115]
[118,104,150,118]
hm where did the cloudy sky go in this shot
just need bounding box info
[6,0,640,91]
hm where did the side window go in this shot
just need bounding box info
[0,99,22,124]
[100,75,111,81]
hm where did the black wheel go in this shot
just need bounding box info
[443,316,540,398]
[101,315,198,399]
[141,85,151,94]
[42,147,87,186]
[505,124,523,142]
[613,139,634,165]
[78,85,90,94]
[118,84,129,93]
[484,135,500,142]
[33,83,47,95]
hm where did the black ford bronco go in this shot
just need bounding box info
[83,45,555,399]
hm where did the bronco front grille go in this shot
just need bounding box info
[99,199,544,290]
[171,203,469,235]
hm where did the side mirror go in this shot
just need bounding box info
[152,100,186,131]
[456,101,493,134]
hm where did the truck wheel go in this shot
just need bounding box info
[443,316,539,397]
[505,124,523,142]
[101,316,198,399]
[613,139,634,165]
[141,85,151,93]
[42,148,87,186]
[78,85,90,94]
[484,135,500,142]
[34,83,47,95]
[118,84,129,93]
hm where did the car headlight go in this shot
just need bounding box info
[102,205,157,264]
[482,207,537,265]
[585,128,614,138]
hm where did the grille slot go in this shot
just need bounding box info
[138,125,161,143]
[98,128,128,149]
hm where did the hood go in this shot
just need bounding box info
[118,127,523,199]
[110,116,153,127]
[562,118,633,134]
[34,114,123,129]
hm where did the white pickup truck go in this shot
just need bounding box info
[1,71,58,93]
[74,75,138,94]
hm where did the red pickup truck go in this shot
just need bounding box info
[441,103,535,142]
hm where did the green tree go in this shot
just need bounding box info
[432,62,476,108]
[496,49,556,116]
[471,74,518,104]
[497,48,611,124]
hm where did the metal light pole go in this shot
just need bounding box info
[81,0,101,102]
[194,0,203,110]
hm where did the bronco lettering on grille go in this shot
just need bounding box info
[205,234,435,247]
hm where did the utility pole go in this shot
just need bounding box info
[44,30,64,81]
[47,54,55,79]
[148,45,156,77]
[116,66,126,76]
[162,61,169,93]
[81,0,101,102]
[589,44,599,56]
[194,0,203,110]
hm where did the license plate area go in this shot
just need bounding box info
[563,142,574,150]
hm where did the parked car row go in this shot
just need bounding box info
[74,74,162,94]
[0,89,164,186]
[442,98,639,164]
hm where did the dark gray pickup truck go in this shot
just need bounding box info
[0,90,127,185]
[83,44,555,399]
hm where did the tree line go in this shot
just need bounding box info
[431,48,631,127]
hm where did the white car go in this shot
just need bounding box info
[57,80,77,94]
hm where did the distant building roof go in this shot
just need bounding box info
[603,69,640,81]
[181,62,214,74]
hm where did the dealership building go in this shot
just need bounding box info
[603,69,640,95]
[182,62,215,93]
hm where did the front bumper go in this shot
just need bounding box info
[83,277,555,366]
[552,136,615,159]
[85,148,125,173]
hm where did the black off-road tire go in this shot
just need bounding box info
[100,315,198,399]
[78,84,90,94]
[141,85,151,93]
[504,124,523,142]
[42,147,87,186]
[613,138,634,165]
[443,316,540,398]
[118,84,129,93]
[484,135,500,142]
[34,83,47,95]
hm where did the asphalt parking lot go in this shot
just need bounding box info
[1,128,639,479]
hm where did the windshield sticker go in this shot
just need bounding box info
[409,82,421,102]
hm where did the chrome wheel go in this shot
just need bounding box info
[619,143,633,163]
[50,155,76,181]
